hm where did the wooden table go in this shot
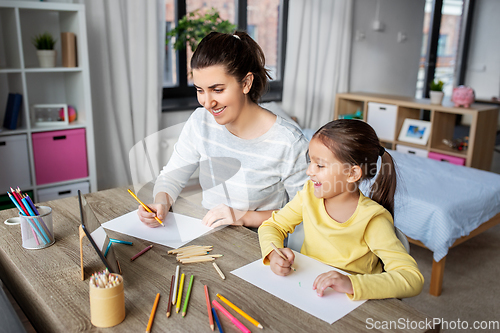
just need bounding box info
[0,187,439,332]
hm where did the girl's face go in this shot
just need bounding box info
[306,138,358,200]
[192,65,250,125]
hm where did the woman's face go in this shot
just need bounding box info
[192,65,250,125]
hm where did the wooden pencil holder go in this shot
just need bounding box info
[89,274,125,327]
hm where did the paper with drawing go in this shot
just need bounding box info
[102,210,213,249]
[231,250,366,324]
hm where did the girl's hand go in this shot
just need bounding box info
[268,247,295,276]
[202,204,245,228]
[313,271,353,296]
[137,203,169,228]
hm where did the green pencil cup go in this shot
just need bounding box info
[19,206,55,249]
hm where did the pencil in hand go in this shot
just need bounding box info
[270,242,296,271]
[127,189,164,227]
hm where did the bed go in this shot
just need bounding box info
[384,150,500,296]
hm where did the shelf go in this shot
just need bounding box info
[0,68,22,73]
[24,67,82,73]
[30,122,86,133]
[0,128,28,137]
[394,141,428,150]
[35,177,90,190]
[430,144,468,158]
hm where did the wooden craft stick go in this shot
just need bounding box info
[179,257,216,264]
[270,242,296,271]
[212,262,225,280]
[168,245,212,254]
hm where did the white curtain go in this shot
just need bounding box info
[282,0,353,131]
[77,0,164,190]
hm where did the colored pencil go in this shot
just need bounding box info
[24,195,53,238]
[217,294,263,329]
[131,244,153,261]
[110,238,133,245]
[7,192,39,245]
[212,300,250,333]
[271,242,296,271]
[172,265,180,305]
[212,262,225,280]
[166,275,174,318]
[22,197,51,244]
[10,188,28,216]
[204,285,214,331]
[145,293,160,333]
[104,241,112,257]
[212,307,224,333]
[176,273,185,313]
[127,189,164,226]
[182,275,194,317]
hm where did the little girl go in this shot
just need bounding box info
[258,119,424,300]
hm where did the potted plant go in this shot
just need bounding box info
[429,79,444,105]
[166,8,236,52]
[32,32,57,68]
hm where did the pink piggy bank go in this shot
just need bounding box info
[452,85,475,108]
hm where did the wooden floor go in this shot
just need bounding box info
[1,281,37,333]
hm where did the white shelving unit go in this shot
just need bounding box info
[0,1,96,203]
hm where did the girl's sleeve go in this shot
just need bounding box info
[281,135,309,201]
[347,214,425,300]
[153,115,201,202]
[258,189,304,265]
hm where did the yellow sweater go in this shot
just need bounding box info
[258,180,424,301]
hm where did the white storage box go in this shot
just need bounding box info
[37,181,89,202]
[367,102,398,141]
[0,134,32,192]
[396,144,428,158]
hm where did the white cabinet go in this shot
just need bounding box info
[0,1,96,202]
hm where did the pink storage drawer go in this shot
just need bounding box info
[428,152,465,166]
[32,129,88,185]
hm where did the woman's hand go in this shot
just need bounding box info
[137,192,172,228]
[268,247,295,276]
[137,203,170,228]
[312,271,353,296]
[202,204,245,228]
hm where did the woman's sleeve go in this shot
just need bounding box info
[348,214,425,300]
[281,135,309,201]
[258,189,304,265]
[153,115,201,202]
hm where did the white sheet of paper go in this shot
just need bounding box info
[102,210,213,249]
[231,251,366,324]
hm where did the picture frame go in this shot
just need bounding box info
[32,104,69,127]
[398,118,431,145]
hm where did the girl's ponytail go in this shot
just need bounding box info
[370,151,397,217]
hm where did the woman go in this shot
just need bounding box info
[138,31,308,229]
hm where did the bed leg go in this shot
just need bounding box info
[429,257,446,296]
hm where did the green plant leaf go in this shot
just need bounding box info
[31,32,57,50]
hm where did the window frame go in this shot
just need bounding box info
[162,0,289,112]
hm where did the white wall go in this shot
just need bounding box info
[465,0,500,100]
[349,0,425,96]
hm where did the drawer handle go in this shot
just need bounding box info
[53,135,67,140]
[408,151,416,154]
[440,159,450,162]
[0,142,5,146]
[58,190,71,195]
[379,107,386,110]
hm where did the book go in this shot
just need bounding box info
[3,93,22,130]
[61,32,77,67]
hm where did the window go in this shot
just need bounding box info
[162,0,288,112]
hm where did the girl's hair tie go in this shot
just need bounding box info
[233,34,241,40]
[379,146,385,156]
